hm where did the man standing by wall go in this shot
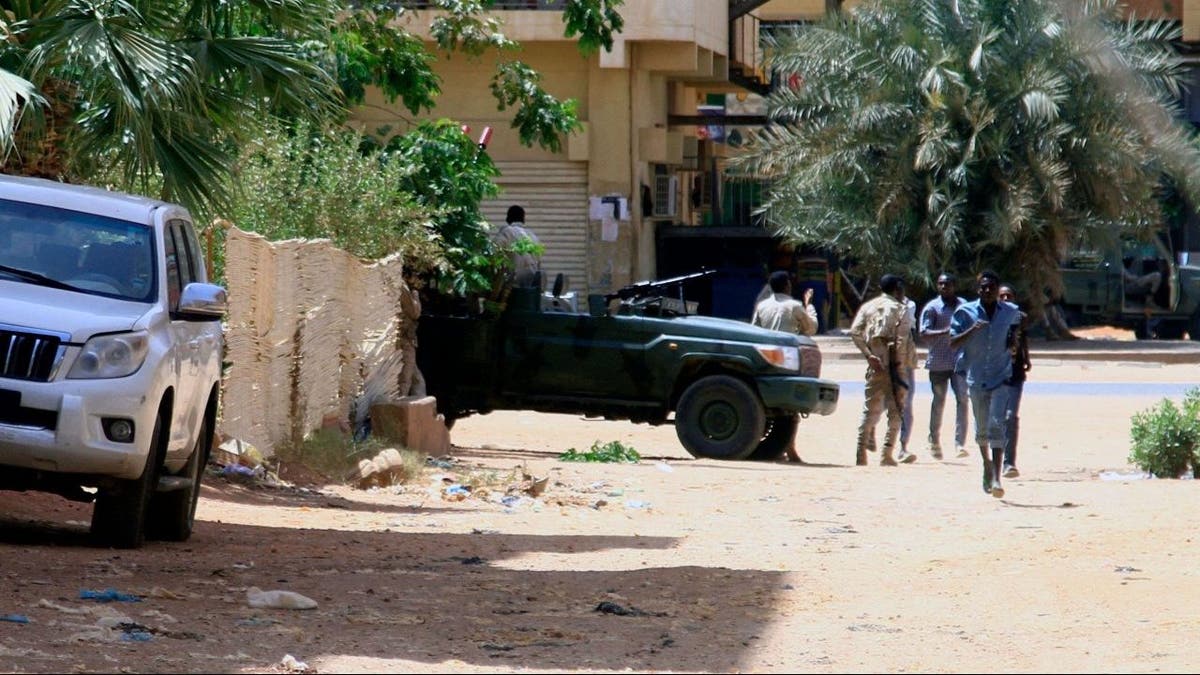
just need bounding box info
[919,272,969,460]
[849,274,916,467]
[950,270,1022,498]
[752,270,818,462]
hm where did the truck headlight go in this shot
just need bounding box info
[755,345,800,371]
[68,331,149,379]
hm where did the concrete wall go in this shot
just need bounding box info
[220,227,417,454]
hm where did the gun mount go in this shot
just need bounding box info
[604,269,716,316]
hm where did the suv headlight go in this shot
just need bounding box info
[755,345,800,371]
[68,331,149,379]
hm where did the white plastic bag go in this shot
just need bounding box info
[245,587,317,610]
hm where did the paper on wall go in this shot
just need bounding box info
[601,215,618,242]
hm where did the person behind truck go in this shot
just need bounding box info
[1122,255,1162,305]
[752,270,817,463]
[493,205,542,289]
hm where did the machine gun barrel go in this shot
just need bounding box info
[605,269,716,302]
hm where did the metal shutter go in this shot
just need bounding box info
[481,161,589,294]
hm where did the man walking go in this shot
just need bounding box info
[849,274,917,467]
[998,283,1031,479]
[752,270,817,462]
[950,271,1022,498]
[919,272,970,460]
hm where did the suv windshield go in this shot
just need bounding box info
[0,198,156,302]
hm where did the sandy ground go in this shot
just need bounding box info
[1,348,1198,674]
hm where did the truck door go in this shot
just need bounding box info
[500,310,656,401]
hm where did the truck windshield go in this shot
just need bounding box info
[0,198,156,302]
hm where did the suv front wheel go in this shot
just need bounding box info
[91,412,162,549]
[675,375,765,460]
[148,416,208,542]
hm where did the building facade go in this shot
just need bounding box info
[353,0,1200,299]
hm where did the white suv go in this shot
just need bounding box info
[0,175,226,548]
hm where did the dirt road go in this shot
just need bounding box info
[1,356,1197,673]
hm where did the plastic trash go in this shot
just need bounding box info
[79,588,141,603]
[655,461,674,473]
[624,500,649,509]
[246,587,318,610]
[279,654,312,673]
[221,463,260,477]
[0,614,29,624]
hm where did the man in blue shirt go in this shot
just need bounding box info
[950,270,1022,498]
[919,272,969,460]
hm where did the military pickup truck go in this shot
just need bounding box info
[1060,234,1200,340]
[416,271,840,461]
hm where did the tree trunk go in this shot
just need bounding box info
[1041,303,1078,341]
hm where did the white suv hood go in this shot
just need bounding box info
[0,282,150,341]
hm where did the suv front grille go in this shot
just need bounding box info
[0,329,62,382]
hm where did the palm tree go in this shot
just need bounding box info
[732,0,1200,316]
[0,0,342,214]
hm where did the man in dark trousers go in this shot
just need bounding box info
[919,272,969,460]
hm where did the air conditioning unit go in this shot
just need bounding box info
[653,174,678,218]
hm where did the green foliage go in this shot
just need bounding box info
[562,0,625,55]
[1128,388,1200,479]
[0,0,343,216]
[731,0,1200,311]
[383,119,504,296]
[330,6,441,114]
[218,119,441,275]
[559,440,642,463]
[490,60,582,153]
[429,0,518,56]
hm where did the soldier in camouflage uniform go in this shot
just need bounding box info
[849,274,917,467]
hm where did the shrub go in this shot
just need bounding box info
[1128,388,1200,478]
[559,440,641,463]
[275,428,422,484]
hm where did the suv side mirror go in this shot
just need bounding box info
[178,282,228,317]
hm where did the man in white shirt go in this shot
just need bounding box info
[493,204,542,289]
[752,271,817,337]
[751,271,817,463]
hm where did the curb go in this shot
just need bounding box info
[812,336,1200,365]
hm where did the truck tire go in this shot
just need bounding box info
[748,415,798,461]
[148,417,207,542]
[91,413,162,549]
[675,375,765,460]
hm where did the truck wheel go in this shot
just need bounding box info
[675,375,765,460]
[148,417,207,542]
[91,413,162,549]
[748,415,798,461]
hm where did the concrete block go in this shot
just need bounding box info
[369,396,450,456]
